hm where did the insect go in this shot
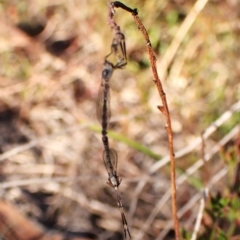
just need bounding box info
[97,21,131,238]
[103,148,131,239]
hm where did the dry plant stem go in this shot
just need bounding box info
[190,189,208,240]
[132,12,181,240]
[110,2,180,239]
[190,135,209,240]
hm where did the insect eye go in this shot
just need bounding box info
[102,69,110,79]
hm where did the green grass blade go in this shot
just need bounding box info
[90,125,161,160]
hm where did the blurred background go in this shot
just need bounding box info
[0,0,239,239]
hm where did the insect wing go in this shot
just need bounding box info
[103,148,118,174]
[112,33,127,68]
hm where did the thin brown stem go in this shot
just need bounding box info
[132,14,180,240]
[110,2,181,239]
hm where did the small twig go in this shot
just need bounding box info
[191,133,209,240]
[110,2,181,239]
[190,134,209,240]
[190,189,208,240]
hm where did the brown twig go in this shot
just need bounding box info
[110,2,181,239]
[190,133,209,240]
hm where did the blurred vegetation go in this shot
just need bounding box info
[0,0,239,239]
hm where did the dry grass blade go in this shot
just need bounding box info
[158,0,209,81]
